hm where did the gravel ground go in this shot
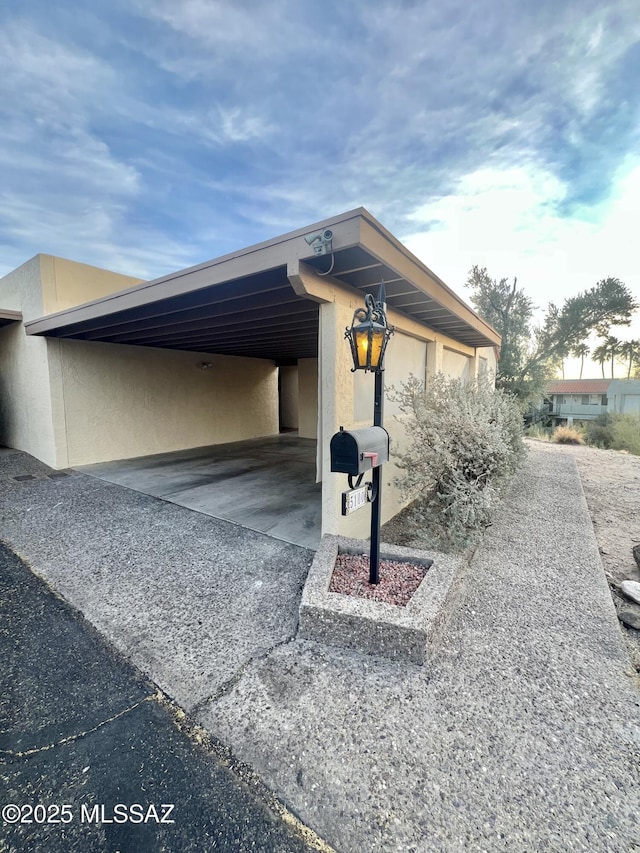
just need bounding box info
[199,444,640,853]
[532,440,640,586]
[329,553,429,606]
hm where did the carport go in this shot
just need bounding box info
[77,434,321,549]
[23,207,500,541]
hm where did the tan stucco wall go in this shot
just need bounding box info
[39,255,143,315]
[322,322,431,540]
[49,339,279,467]
[298,358,318,440]
[319,295,498,540]
[0,257,58,465]
[442,347,471,381]
[475,346,498,377]
[0,254,155,467]
[279,365,299,429]
[319,301,361,537]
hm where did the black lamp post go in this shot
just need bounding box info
[345,282,394,584]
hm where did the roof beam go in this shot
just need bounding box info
[79,294,310,342]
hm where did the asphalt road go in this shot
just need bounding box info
[0,543,330,853]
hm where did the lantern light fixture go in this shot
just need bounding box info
[345,282,394,373]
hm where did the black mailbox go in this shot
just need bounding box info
[330,426,390,475]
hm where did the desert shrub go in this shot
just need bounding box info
[584,414,613,448]
[610,414,640,455]
[388,373,526,549]
[584,413,640,455]
[552,425,584,444]
[526,424,551,441]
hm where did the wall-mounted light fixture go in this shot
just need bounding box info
[199,362,213,371]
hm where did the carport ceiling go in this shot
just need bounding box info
[26,208,499,360]
[303,246,493,348]
[39,266,320,362]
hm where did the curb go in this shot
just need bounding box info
[297,535,467,664]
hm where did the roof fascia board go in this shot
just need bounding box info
[289,260,475,355]
[358,214,501,347]
[0,309,23,323]
[25,210,365,337]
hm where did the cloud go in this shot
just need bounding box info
[0,0,638,340]
[0,190,198,280]
[401,157,640,379]
[0,20,113,117]
[127,0,640,240]
[135,0,300,55]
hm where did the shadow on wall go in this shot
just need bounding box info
[0,375,8,439]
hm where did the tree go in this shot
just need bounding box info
[465,267,535,384]
[466,268,638,399]
[595,335,622,378]
[592,340,609,379]
[571,343,590,380]
[618,339,640,379]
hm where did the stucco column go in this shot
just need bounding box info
[426,340,444,383]
[470,350,480,380]
[319,301,390,540]
[319,302,355,537]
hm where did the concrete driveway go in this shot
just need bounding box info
[1,443,639,851]
[0,543,330,853]
[77,434,321,549]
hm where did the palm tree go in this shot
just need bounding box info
[605,335,621,378]
[618,339,640,379]
[592,337,620,378]
[571,343,590,380]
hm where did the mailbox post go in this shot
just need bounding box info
[342,282,394,584]
[370,367,384,583]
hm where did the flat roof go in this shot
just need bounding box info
[25,208,500,361]
[0,309,22,327]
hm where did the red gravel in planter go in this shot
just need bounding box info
[329,552,430,607]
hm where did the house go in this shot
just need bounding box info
[0,208,500,542]
[545,378,640,426]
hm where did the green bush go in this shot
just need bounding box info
[389,373,526,549]
[611,414,640,455]
[584,414,614,448]
[585,413,640,455]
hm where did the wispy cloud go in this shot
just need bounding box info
[403,159,640,308]
[0,0,638,322]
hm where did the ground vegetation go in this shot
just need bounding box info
[386,374,525,550]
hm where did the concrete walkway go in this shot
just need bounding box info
[1,445,639,851]
[194,447,640,851]
[0,447,315,712]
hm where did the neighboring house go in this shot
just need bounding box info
[0,207,500,540]
[545,378,640,426]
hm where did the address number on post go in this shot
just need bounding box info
[341,484,371,516]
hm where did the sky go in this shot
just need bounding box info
[1,0,639,378]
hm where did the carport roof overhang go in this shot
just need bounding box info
[0,309,23,327]
[25,208,500,362]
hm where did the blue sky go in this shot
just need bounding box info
[1,0,639,375]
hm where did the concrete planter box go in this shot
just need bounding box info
[298,535,466,665]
